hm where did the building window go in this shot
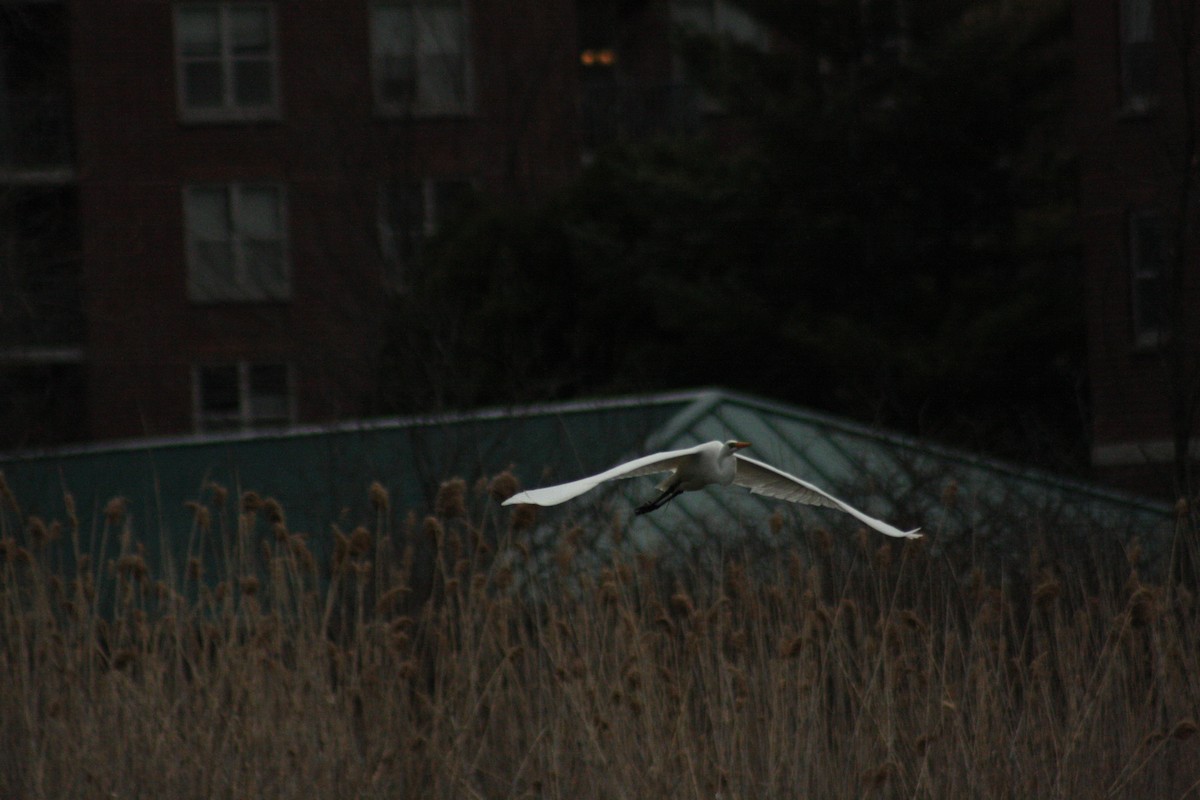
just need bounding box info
[184,183,289,302]
[671,0,770,50]
[1119,0,1157,113]
[378,177,473,285]
[670,0,769,113]
[370,1,473,116]
[1129,209,1167,348]
[176,3,279,121]
[194,362,293,432]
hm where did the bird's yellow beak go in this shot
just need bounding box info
[731,441,751,450]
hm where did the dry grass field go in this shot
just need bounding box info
[1,473,1198,799]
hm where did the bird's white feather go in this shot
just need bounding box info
[734,454,921,539]
[501,442,712,507]
[502,440,921,540]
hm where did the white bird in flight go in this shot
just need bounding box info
[502,439,921,539]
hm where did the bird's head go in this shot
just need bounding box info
[724,440,751,452]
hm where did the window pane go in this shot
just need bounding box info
[242,240,286,294]
[232,60,273,105]
[249,364,290,421]
[1135,276,1164,331]
[249,363,288,395]
[195,241,237,286]
[378,55,416,104]
[188,188,230,239]
[188,188,234,296]
[1123,43,1158,100]
[1131,211,1167,341]
[385,181,425,233]
[373,6,414,56]
[179,8,220,56]
[418,7,462,56]
[419,53,465,107]
[183,62,224,108]
[411,6,468,110]
[1121,0,1154,43]
[237,187,280,238]
[199,365,240,413]
[432,179,474,229]
[230,7,271,54]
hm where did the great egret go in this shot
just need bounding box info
[502,439,921,539]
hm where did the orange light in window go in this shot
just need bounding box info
[580,48,616,66]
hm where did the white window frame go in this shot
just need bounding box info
[1129,208,1168,349]
[175,2,281,123]
[370,1,475,117]
[183,182,290,303]
[192,361,295,433]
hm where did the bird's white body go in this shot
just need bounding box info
[502,440,921,539]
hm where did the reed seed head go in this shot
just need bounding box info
[781,634,805,658]
[349,526,372,556]
[509,503,537,532]
[422,515,444,549]
[0,471,18,514]
[63,491,77,528]
[368,480,390,512]
[104,496,127,525]
[669,586,695,618]
[1171,719,1198,740]
[1033,575,1061,608]
[815,527,833,556]
[377,585,409,614]
[1126,538,1142,567]
[1128,586,1158,627]
[184,500,211,531]
[262,497,285,526]
[240,491,263,514]
[205,481,228,509]
[487,470,520,502]
[495,564,514,590]
[435,478,467,519]
[116,553,148,582]
[27,516,49,548]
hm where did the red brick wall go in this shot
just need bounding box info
[69,0,582,440]
[1075,0,1200,495]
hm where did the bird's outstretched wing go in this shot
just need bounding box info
[502,442,711,508]
[733,454,922,539]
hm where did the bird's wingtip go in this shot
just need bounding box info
[904,528,923,539]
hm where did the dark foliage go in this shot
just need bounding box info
[381,0,1084,472]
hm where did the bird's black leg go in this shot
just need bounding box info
[635,486,683,515]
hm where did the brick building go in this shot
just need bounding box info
[1075,0,1200,498]
[1,3,81,446]
[74,0,582,440]
[2,0,753,447]
[4,0,585,444]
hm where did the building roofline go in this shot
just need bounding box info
[1,386,1170,516]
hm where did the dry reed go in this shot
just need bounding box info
[0,476,1198,799]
